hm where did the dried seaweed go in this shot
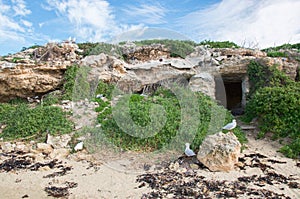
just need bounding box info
[137,153,298,199]
[43,166,72,178]
[44,181,78,198]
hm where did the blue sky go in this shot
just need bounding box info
[1,0,300,55]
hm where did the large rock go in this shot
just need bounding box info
[189,72,215,99]
[197,132,241,172]
[0,41,82,102]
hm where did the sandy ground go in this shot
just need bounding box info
[0,120,299,199]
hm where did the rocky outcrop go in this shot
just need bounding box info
[122,43,170,63]
[0,42,298,102]
[0,41,82,102]
[197,132,241,172]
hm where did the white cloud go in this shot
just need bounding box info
[44,0,149,42]
[21,19,32,28]
[179,0,300,48]
[123,3,167,25]
[45,0,119,41]
[0,0,32,41]
[11,0,31,16]
[0,0,36,54]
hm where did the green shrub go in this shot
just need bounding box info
[62,65,79,100]
[266,51,288,57]
[263,43,300,52]
[199,40,239,48]
[245,60,300,158]
[72,66,91,101]
[21,45,41,51]
[0,103,73,140]
[78,42,123,57]
[95,87,246,152]
[42,92,61,106]
[247,60,293,97]
[132,39,197,58]
[95,80,115,100]
[11,57,23,63]
[245,85,300,138]
[279,138,300,159]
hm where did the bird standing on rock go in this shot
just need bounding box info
[222,119,237,132]
[185,143,196,157]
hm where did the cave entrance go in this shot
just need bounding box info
[224,81,242,110]
[215,75,247,115]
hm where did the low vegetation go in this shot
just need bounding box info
[93,85,246,152]
[263,43,300,52]
[0,102,73,141]
[131,39,197,58]
[77,42,123,58]
[244,61,300,158]
[199,40,239,48]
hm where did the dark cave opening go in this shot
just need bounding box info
[224,81,242,110]
[215,77,243,114]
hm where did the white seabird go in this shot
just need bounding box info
[222,119,237,131]
[185,143,196,157]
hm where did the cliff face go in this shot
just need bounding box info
[0,41,298,105]
[0,41,81,102]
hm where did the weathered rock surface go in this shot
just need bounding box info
[1,41,298,102]
[46,134,72,149]
[189,72,215,99]
[197,132,241,172]
[0,41,82,102]
[122,43,170,63]
[36,143,53,154]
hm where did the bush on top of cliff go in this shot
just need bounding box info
[263,42,300,52]
[77,42,123,58]
[244,60,300,158]
[94,86,246,152]
[263,43,300,59]
[199,40,239,48]
[131,39,197,58]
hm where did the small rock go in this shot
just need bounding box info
[197,132,241,172]
[0,142,14,153]
[49,148,70,159]
[36,143,53,154]
[14,143,30,153]
[169,162,180,171]
[190,164,199,170]
[61,100,70,104]
[74,142,84,151]
[38,166,51,171]
[47,134,71,149]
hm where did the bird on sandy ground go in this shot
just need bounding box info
[222,119,237,132]
[185,143,196,157]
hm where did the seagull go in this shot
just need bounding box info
[185,143,196,157]
[222,119,237,131]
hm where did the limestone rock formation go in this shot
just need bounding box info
[197,132,241,172]
[0,41,298,103]
[122,43,170,63]
[189,72,215,99]
[0,41,82,102]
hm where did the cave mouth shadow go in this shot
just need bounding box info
[215,76,245,116]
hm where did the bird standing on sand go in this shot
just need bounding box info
[185,143,196,157]
[222,119,237,132]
